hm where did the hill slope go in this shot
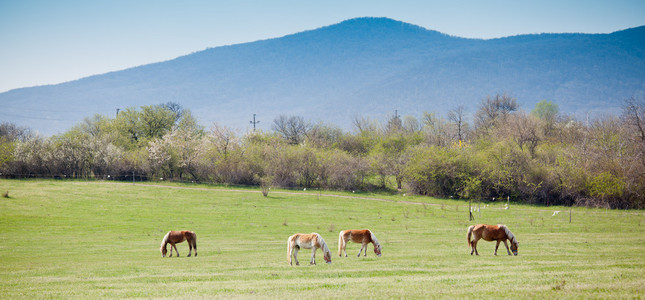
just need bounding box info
[2,17,644,135]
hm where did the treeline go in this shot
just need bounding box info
[1,95,644,209]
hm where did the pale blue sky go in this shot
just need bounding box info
[1,0,643,93]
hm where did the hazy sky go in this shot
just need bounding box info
[1,0,644,93]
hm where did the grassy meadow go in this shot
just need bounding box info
[0,179,644,298]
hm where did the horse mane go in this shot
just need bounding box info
[315,233,331,255]
[369,230,380,246]
[160,231,170,247]
[499,225,517,245]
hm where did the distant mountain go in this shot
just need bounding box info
[2,17,644,135]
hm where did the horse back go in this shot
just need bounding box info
[167,230,190,243]
[348,229,372,244]
[291,233,316,249]
[476,224,508,241]
[181,230,195,239]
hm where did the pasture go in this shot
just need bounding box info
[0,179,643,298]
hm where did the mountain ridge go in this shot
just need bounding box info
[2,17,644,135]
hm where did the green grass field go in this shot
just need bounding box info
[0,180,643,298]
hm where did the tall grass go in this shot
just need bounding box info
[0,179,643,298]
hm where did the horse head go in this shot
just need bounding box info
[374,243,382,257]
[323,249,332,264]
[510,240,519,256]
[160,245,168,257]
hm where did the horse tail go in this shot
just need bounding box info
[338,230,345,256]
[192,231,197,250]
[287,234,295,264]
[467,225,474,248]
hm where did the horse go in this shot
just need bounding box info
[338,229,382,257]
[287,233,332,265]
[467,224,519,256]
[160,230,197,257]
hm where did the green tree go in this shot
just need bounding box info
[140,104,178,140]
[531,100,559,121]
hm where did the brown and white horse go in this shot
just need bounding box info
[287,233,332,265]
[160,230,197,257]
[467,224,519,256]
[338,229,382,257]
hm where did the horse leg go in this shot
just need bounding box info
[495,240,501,255]
[168,243,174,257]
[362,243,368,256]
[187,242,192,257]
[172,243,180,257]
[342,242,348,257]
[503,240,511,255]
[193,239,197,257]
[310,248,317,265]
[293,247,300,265]
[472,239,480,256]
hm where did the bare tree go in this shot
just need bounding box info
[623,97,645,145]
[210,123,238,157]
[508,111,542,157]
[621,96,645,178]
[474,93,518,134]
[272,115,311,145]
[0,122,32,142]
[448,105,468,142]
[403,115,421,133]
[422,112,450,147]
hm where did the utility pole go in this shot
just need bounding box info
[250,114,260,131]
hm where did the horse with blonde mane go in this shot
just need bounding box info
[160,230,197,257]
[338,229,382,257]
[467,224,518,256]
[287,233,332,265]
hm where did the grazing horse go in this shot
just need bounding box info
[160,230,197,257]
[287,233,332,265]
[338,229,382,257]
[467,224,519,256]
